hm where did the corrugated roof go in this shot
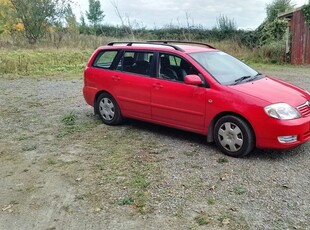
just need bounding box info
[278,7,303,19]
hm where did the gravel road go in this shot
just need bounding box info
[0,67,309,230]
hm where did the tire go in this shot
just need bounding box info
[213,115,255,157]
[96,93,122,125]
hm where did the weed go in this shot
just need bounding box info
[118,196,134,206]
[207,197,216,205]
[217,157,229,164]
[57,125,81,138]
[174,206,184,218]
[61,205,70,213]
[17,135,32,141]
[183,150,195,157]
[195,212,210,226]
[130,175,150,189]
[234,185,247,195]
[10,200,19,205]
[62,112,77,126]
[47,158,58,165]
[22,144,37,151]
[218,212,249,229]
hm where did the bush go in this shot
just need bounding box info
[253,41,287,64]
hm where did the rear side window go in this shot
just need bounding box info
[93,50,118,69]
[116,51,154,76]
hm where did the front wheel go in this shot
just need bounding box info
[214,115,255,157]
[96,93,122,125]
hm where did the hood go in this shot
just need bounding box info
[229,77,309,107]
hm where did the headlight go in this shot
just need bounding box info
[264,103,300,120]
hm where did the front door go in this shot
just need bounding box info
[151,53,206,132]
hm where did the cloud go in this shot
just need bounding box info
[73,0,309,30]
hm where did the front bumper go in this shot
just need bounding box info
[255,116,310,149]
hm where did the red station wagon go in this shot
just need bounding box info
[83,41,310,157]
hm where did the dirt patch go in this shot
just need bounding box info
[0,68,310,229]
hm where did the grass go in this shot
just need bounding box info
[217,157,229,164]
[207,197,216,205]
[194,212,210,226]
[218,212,250,229]
[118,196,135,206]
[87,127,162,214]
[234,185,247,195]
[22,144,37,152]
[62,112,77,126]
[0,48,92,78]
[1,34,309,80]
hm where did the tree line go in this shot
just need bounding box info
[0,0,297,49]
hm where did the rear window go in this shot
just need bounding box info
[93,50,118,69]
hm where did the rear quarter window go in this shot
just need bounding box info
[93,50,118,69]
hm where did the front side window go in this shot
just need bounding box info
[117,51,153,76]
[158,53,198,82]
[190,51,259,85]
[93,50,118,69]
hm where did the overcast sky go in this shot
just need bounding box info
[73,0,309,30]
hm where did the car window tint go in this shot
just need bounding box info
[93,50,118,69]
[158,53,198,82]
[117,51,153,76]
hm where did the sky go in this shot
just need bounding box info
[73,0,309,30]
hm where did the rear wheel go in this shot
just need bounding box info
[96,93,122,125]
[214,115,254,157]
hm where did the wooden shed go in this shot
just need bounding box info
[279,8,310,64]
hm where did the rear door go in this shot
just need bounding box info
[111,50,155,119]
[151,53,206,132]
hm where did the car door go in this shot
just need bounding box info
[111,50,154,120]
[151,53,206,132]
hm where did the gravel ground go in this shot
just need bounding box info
[0,67,309,230]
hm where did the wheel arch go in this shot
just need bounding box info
[207,112,256,144]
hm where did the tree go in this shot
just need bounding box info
[256,0,294,45]
[266,0,293,22]
[213,15,237,40]
[0,0,20,34]
[64,3,78,32]
[216,15,237,32]
[86,0,105,27]
[9,0,70,44]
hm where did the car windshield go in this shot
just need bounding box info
[189,51,259,85]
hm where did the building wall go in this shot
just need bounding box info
[291,10,310,64]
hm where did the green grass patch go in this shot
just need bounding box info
[22,144,37,152]
[234,185,247,195]
[118,196,135,206]
[0,48,92,78]
[195,212,210,226]
[62,112,77,126]
[207,197,216,205]
[217,157,229,164]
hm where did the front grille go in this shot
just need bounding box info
[297,102,310,117]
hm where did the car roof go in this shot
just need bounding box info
[99,41,217,54]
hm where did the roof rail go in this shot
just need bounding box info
[107,41,184,51]
[147,40,216,49]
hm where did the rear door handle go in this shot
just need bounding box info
[152,83,163,90]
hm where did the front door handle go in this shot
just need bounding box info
[152,83,163,90]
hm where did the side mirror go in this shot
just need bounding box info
[184,75,202,85]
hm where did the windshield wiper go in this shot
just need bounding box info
[233,75,251,85]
